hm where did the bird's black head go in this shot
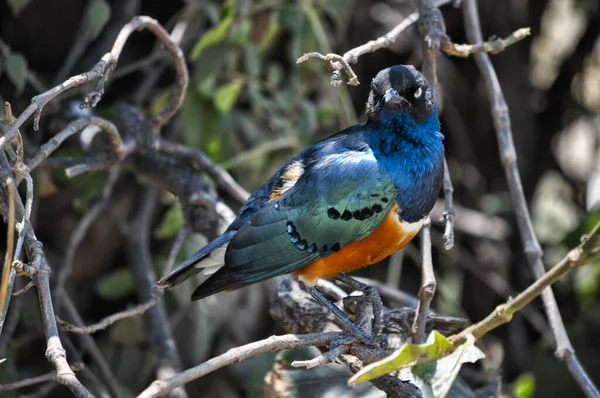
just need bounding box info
[365,65,435,123]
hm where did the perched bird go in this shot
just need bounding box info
[156,65,444,338]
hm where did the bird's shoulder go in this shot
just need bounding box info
[227,124,380,230]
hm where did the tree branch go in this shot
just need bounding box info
[450,221,600,345]
[0,363,84,393]
[0,15,188,149]
[137,333,343,398]
[462,0,598,396]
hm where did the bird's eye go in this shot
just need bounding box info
[414,87,423,99]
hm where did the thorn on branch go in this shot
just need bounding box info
[12,280,34,296]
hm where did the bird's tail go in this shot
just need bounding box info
[155,230,236,289]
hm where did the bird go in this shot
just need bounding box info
[156,64,445,339]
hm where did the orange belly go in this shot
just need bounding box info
[293,204,420,285]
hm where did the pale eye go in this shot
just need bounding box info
[414,87,423,99]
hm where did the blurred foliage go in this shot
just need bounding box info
[180,0,354,187]
[513,373,535,398]
[88,0,111,40]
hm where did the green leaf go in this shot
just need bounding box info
[349,331,454,386]
[413,335,485,398]
[191,15,234,60]
[88,0,111,40]
[7,0,31,17]
[231,18,252,46]
[95,268,135,300]
[4,53,28,94]
[513,373,535,398]
[194,44,229,83]
[214,79,245,114]
[156,202,184,239]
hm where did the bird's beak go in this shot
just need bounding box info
[384,88,409,109]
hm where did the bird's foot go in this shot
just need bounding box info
[299,279,384,346]
[335,274,384,337]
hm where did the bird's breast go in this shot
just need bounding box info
[293,203,423,285]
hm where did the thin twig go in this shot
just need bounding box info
[441,158,455,249]
[33,258,93,397]
[291,343,349,369]
[60,294,124,398]
[88,16,188,131]
[59,219,191,336]
[154,139,250,204]
[127,187,187,398]
[410,0,443,343]
[137,333,343,397]
[0,15,188,149]
[0,178,16,336]
[462,1,598,395]
[411,217,435,343]
[163,223,190,276]
[4,102,25,178]
[19,382,59,398]
[297,0,453,85]
[441,28,531,57]
[0,151,93,396]
[12,280,34,296]
[0,363,84,392]
[450,221,600,345]
[57,298,158,335]
[55,167,120,300]
[27,117,124,172]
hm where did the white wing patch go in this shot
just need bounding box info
[194,243,228,276]
[399,218,425,234]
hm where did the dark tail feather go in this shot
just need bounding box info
[155,230,236,289]
[191,267,250,301]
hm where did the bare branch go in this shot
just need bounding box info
[27,117,124,172]
[55,167,120,299]
[0,363,84,392]
[0,178,16,336]
[411,0,443,343]
[59,294,124,397]
[154,139,250,204]
[127,186,187,398]
[441,28,531,57]
[0,15,188,149]
[57,298,158,335]
[411,217,436,343]
[450,221,600,346]
[163,222,190,276]
[138,333,343,397]
[441,159,455,249]
[33,260,93,397]
[462,1,598,395]
[296,52,359,86]
[297,0,454,85]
